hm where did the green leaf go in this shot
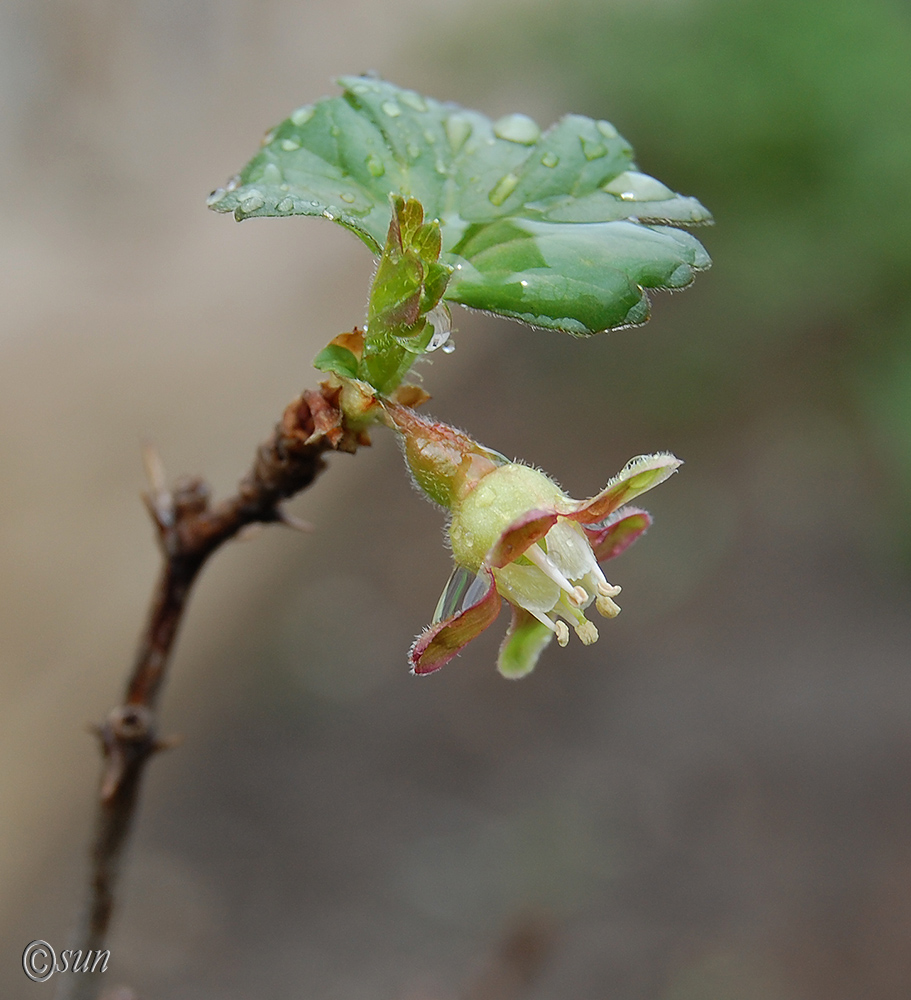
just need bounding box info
[313,343,359,378]
[209,77,712,335]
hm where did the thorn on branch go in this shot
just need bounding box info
[141,442,174,531]
[276,510,315,533]
[93,705,158,803]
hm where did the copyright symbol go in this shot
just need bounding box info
[23,940,56,983]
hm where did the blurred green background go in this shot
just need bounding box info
[1,0,910,998]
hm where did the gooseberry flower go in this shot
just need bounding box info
[384,402,681,679]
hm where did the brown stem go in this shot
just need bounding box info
[56,383,367,1000]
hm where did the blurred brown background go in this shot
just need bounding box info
[2,0,911,997]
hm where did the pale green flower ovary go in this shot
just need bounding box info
[448,464,623,649]
[448,464,564,571]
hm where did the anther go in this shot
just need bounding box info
[595,581,622,618]
[574,619,599,645]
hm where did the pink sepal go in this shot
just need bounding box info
[409,569,501,674]
[485,509,558,569]
[583,508,652,563]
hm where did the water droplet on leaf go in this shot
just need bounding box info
[381,101,402,118]
[290,105,315,126]
[281,138,301,152]
[597,120,618,139]
[206,188,226,206]
[603,171,673,201]
[493,113,541,145]
[488,172,519,206]
[366,154,385,177]
[340,192,356,203]
[541,151,559,168]
[276,197,294,212]
[240,191,265,212]
[399,90,427,112]
[445,115,472,153]
[226,174,241,192]
[581,137,607,160]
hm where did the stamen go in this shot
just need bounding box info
[554,621,570,647]
[525,543,586,605]
[555,594,600,645]
[596,581,622,618]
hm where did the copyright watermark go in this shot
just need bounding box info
[22,941,110,982]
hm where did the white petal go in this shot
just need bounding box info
[494,562,560,615]
[544,520,597,581]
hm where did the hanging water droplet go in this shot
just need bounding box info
[541,151,559,168]
[276,197,294,212]
[399,90,427,112]
[206,188,226,206]
[424,305,452,352]
[581,137,607,160]
[366,154,385,177]
[441,340,456,354]
[290,105,315,126]
[493,113,541,145]
[381,101,402,118]
[240,191,265,212]
[445,114,472,153]
[225,174,241,192]
[281,137,301,152]
[322,209,335,220]
[597,120,618,139]
[340,192,356,203]
[488,172,519,206]
[262,163,282,184]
